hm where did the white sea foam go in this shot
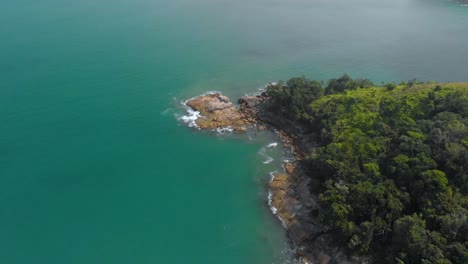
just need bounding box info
[178,106,201,128]
[263,157,274,164]
[259,147,274,164]
[267,172,276,214]
[268,192,276,212]
[267,142,278,148]
[215,126,234,135]
[269,171,276,180]
[270,205,278,214]
[201,90,222,96]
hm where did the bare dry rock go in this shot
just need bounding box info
[185,93,252,131]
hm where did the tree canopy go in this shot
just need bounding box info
[266,76,468,263]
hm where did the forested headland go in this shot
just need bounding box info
[265,76,468,263]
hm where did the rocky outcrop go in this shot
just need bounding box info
[185,93,254,132]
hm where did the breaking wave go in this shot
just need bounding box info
[178,106,201,128]
[267,142,278,148]
[259,147,274,164]
[215,126,234,135]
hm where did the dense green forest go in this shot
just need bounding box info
[265,76,468,263]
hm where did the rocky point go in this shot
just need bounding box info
[185,93,255,132]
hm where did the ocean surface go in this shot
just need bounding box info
[1,0,467,263]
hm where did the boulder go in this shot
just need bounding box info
[288,221,308,245]
[285,162,295,174]
[317,254,331,264]
[239,95,262,108]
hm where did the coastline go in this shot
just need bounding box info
[180,91,348,264]
[254,104,346,264]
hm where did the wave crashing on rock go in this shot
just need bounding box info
[182,93,253,132]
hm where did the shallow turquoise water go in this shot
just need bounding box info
[1,0,467,263]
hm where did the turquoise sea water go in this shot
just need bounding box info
[1,0,468,263]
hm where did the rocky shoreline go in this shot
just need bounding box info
[183,91,346,264]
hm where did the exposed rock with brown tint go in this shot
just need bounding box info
[285,162,296,174]
[317,254,332,264]
[185,93,252,131]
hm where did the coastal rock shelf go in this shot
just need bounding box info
[184,93,257,132]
